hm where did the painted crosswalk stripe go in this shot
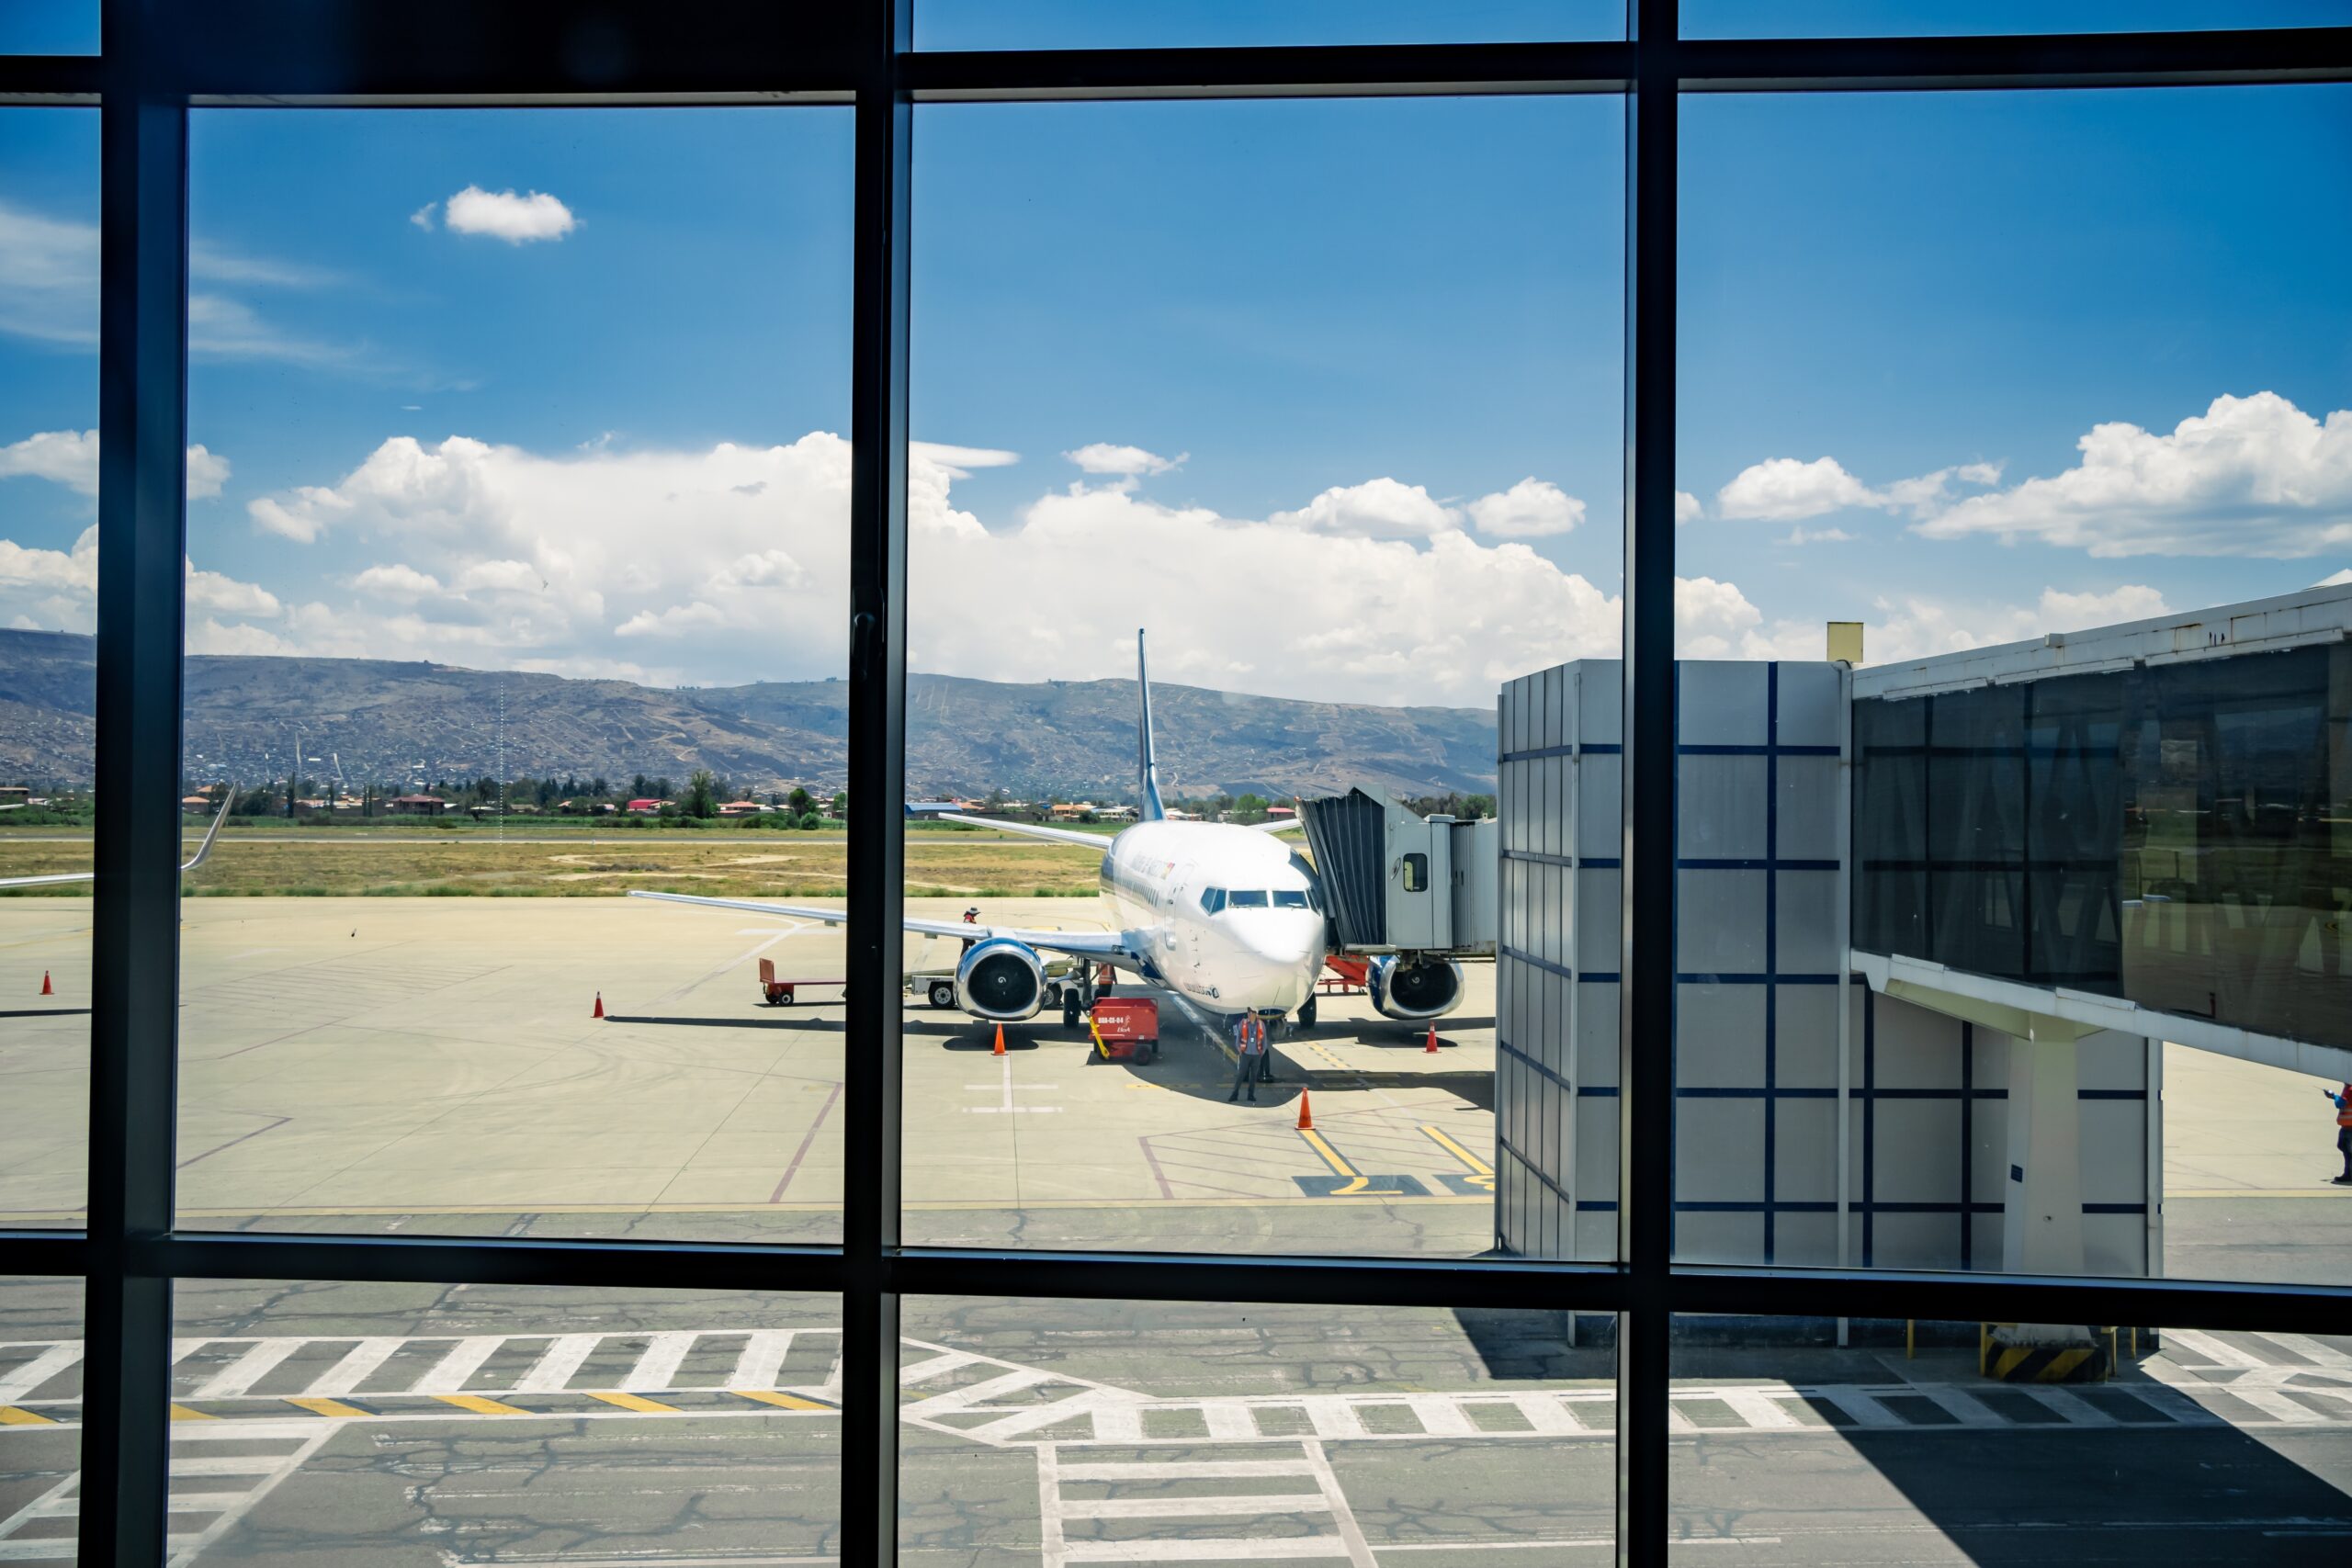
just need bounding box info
[416,1336,503,1394]
[729,1330,795,1391]
[2249,1331,2352,1371]
[1715,1388,1804,1430]
[1509,1393,1588,1434]
[307,1338,403,1397]
[1064,1494,1333,1520]
[2165,1328,2270,1370]
[196,1338,303,1399]
[517,1335,599,1393]
[0,1345,81,1403]
[2219,1387,2328,1425]
[623,1332,696,1391]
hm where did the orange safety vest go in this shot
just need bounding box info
[2338,1088,2352,1128]
[1238,1015,1266,1055]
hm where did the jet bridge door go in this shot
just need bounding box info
[1296,789,1498,955]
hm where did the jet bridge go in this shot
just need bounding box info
[1295,787,1497,957]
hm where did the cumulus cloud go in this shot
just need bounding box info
[1715,456,1880,522]
[1270,477,1459,541]
[1464,477,1585,539]
[1674,491,1703,525]
[1863,584,2171,665]
[910,442,1019,479]
[442,186,579,244]
[1914,391,2352,558]
[186,562,280,618]
[351,563,444,599]
[1065,443,1183,477]
[1779,525,1853,546]
[0,429,229,500]
[1713,455,2004,525]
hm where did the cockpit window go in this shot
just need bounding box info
[1227,889,1269,908]
[1272,890,1310,909]
[1199,887,1227,914]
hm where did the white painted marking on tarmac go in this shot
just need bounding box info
[1713,1387,1804,1430]
[517,1334,598,1393]
[0,1344,79,1402]
[195,1337,305,1398]
[2250,1330,2352,1370]
[163,1426,335,1568]
[2165,1327,2270,1370]
[416,1336,503,1393]
[965,1055,1060,1113]
[305,1337,403,1396]
[624,1331,696,1391]
[730,1329,796,1390]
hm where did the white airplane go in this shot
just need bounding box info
[633,632,1467,1034]
[0,786,233,890]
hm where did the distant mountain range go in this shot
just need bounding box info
[0,629,1498,800]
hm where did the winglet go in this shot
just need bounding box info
[181,783,233,873]
[1136,628,1166,822]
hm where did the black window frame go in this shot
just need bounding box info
[5,4,2351,1563]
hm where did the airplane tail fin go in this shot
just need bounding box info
[1136,629,1166,822]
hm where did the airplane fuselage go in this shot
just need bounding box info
[1094,819,1328,1017]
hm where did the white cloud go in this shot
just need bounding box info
[1779,525,1853,546]
[1065,443,1183,478]
[1674,491,1703,525]
[910,442,1020,479]
[1914,391,2352,558]
[0,200,98,346]
[351,563,444,599]
[0,429,229,500]
[187,293,347,367]
[185,444,231,501]
[410,202,438,231]
[1464,477,1585,539]
[1715,456,1879,522]
[186,562,280,618]
[442,186,578,244]
[1862,584,2170,665]
[0,429,99,494]
[1270,476,1460,541]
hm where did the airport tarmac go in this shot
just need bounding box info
[6,897,2352,1562]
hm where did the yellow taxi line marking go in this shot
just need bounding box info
[435,1393,529,1416]
[284,1397,368,1418]
[1421,1123,1494,1178]
[733,1389,831,1411]
[584,1391,679,1414]
[1298,1127,1357,1179]
[167,1404,217,1422]
[0,1405,54,1425]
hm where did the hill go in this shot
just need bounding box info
[0,630,1498,800]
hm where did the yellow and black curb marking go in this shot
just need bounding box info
[133,1389,842,1423]
[1979,1324,2115,1383]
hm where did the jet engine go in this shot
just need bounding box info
[1368,953,1464,1021]
[956,937,1047,1021]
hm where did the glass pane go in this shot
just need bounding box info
[917,0,1620,50]
[1664,85,2352,1283]
[169,1280,839,1562]
[0,107,97,1230]
[905,1295,1615,1560]
[0,1277,80,1555]
[904,95,1623,1258]
[0,6,96,54]
[1685,1,2352,36]
[1672,1314,2352,1563]
[176,107,854,1241]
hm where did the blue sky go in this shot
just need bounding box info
[0,80,2346,705]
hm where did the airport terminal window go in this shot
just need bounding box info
[10,8,2352,1567]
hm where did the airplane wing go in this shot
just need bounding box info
[627,889,1136,960]
[0,784,233,890]
[1251,817,1306,833]
[924,812,1113,850]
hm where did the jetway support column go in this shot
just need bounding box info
[2001,1027,2088,1347]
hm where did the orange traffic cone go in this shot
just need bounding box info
[40,970,51,997]
[593,991,605,1020]
[992,1022,1006,1056]
[1425,1021,1439,1054]
[1295,1091,1313,1132]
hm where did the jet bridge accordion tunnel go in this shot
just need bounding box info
[1492,582,2352,1299]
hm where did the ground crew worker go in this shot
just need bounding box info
[1227,1012,1270,1103]
[2329,1083,2352,1185]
